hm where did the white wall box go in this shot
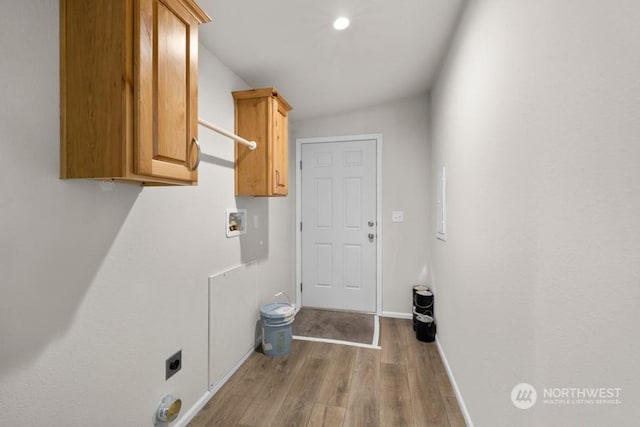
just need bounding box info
[436,166,447,241]
[226,208,247,238]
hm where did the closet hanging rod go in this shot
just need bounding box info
[197,118,257,150]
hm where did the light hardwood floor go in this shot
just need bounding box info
[189,317,465,427]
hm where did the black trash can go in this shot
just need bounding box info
[412,285,429,330]
[413,288,433,330]
[415,314,436,342]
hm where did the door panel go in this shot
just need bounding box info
[135,0,197,182]
[343,244,362,289]
[301,139,376,312]
[315,243,333,287]
[156,2,188,164]
[344,178,362,228]
[315,178,333,228]
[272,99,288,195]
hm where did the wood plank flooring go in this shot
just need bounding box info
[189,317,465,427]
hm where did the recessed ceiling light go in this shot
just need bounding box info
[333,17,350,31]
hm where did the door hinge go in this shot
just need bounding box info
[300,282,303,292]
[299,160,302,170]
[300,222,303,232]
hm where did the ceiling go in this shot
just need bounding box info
[197,0,466,121]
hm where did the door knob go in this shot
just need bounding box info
[368,221,374,227]
[368,233,375,242]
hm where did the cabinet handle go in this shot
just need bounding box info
[275,170,285,187]
[191,137,201,170]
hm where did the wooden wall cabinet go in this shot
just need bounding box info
[60,0,211,185]
[233,88,292,196]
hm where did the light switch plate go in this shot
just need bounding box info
[392,211,404,223]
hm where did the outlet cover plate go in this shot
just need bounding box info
[165,350,182,380]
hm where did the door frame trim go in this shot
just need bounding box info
[295,134,383,315]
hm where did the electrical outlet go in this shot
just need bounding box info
[165,350,182,380]
[392,211,404,223]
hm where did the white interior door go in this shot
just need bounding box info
[301,139,377,312]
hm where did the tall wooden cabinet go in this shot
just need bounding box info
[60,0,211,185]
[233,88,292,196]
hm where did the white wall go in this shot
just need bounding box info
[292,94,431,314]
[430,0,640,425]
[0,2,292,425]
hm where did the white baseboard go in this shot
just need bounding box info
[174,389,215,427]
[380,311,412,319]
[174,344,257,427]
[372,314,380,347]
[293,335,381,350]
[435,336,474,427]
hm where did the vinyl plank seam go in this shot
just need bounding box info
[316,345,357,408]
[339,346,360,427]
[306,404,347,427]
[286,354,331,404]
[264,344,316,427]
[342,347,381,427]
[398,318,458,427]
[234,342,312,427]
[380,317,409,366]
[443,395,466,427]
[264,376,300,426]
[380,362,415,427]
[423,340,457,427]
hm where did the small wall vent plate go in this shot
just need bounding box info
[436,166,447,241]
[226,208,247,238]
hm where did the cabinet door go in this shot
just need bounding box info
[271,98,289,196]
[135,0,199,182]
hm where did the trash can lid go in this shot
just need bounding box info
[415,313,434,323]
[260,302,296,319]
[416,290,433,297]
